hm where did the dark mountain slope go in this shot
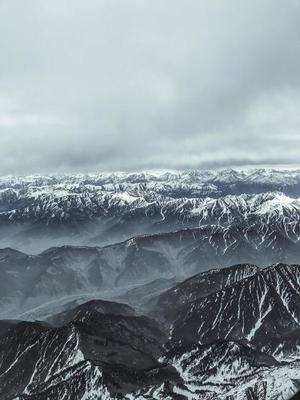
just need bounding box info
[168,264,300,346]
[1,223,300,320]
[0,302,177,400]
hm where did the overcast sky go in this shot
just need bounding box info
[0,0,300,174]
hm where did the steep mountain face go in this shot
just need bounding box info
[161,340,300,400]
[0,301,180,400]
[0,169,300,253]
[148,263,260,320]
[1,264,300,400]
[153,263,300,400]
[168,264,300,346]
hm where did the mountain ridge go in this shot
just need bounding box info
[1,262,300,400]
[0,169,300,252]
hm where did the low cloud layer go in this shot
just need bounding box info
[0,0,300,174]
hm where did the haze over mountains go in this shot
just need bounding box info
[0,169,300,399]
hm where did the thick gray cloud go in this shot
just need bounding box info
[0,0,300,174]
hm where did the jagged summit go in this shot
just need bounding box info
[0,169,300,399]
[1,262,300,400]
[1,170,300,253]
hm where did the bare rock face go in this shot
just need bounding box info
[1,263,300,400]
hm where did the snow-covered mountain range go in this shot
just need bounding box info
[0,169,300,399]
[0,169,300,253]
